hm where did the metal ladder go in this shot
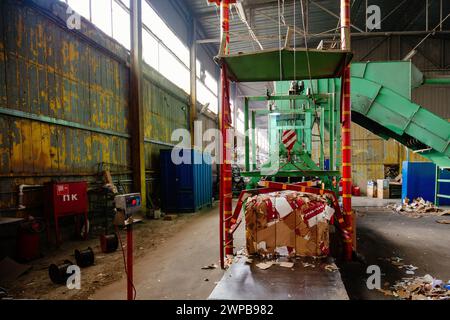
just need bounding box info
[435,166,450,206]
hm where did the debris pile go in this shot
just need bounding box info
[387,197,450,218]
[380,275,450,300]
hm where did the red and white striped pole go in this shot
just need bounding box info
[340,0,354,260]
[218,0,234,268]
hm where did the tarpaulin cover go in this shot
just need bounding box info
[217,48,353,82]
[245,191,334,257]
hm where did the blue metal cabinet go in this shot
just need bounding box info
[402,161,450,205]
[160,149,213,213]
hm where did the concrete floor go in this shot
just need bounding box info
[340,197,450,299]
[91,197,450,300]
[91,204,241,299]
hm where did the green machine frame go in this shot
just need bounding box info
[241,87,342,195]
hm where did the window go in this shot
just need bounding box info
[112,1,130,49]
[143,30,159,70]
[91,0,112,36]
[67,0,90,20]
[59,0,219,110]
[196,60,219,114]
[160,46,190,93]
[142,2,189,66]
[197,80,218,114]
[204,71,217,94]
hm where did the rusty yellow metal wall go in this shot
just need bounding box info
[0,3,132,210]
[0,2,201,212]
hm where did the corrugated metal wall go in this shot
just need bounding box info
[0,1,218,214]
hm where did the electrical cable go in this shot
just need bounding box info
[299,0,324,152]
[277,0,282,81]
[115,224,137,300]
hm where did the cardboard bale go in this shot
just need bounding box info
[245,191,332,257]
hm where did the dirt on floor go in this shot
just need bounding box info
[4,214,193,300]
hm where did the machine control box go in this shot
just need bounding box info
[114,193,142,217]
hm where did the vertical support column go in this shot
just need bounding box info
[320,106,325,170]
[130,0,146,208]
[190,19,197,147]
[251,110,256,170]
[329,94,334,170]
[435,166,440,206]
[219,0,233,267]
[244,97,250,172]
[340,0,353,260]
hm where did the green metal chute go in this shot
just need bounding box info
[349,61,450,167]
[217,48,353,82]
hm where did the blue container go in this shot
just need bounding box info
[324,159,330,170]
[160,148,213,213]
[401,161,450,205]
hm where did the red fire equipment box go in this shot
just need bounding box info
[44,181,89,245]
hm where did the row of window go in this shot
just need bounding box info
[61,0,218,113]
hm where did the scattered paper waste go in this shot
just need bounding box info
[379,274,450,300]
[387,197,450,218]
[256,262,274,270]
[201,264,218,270]
[324,263,339,272]
[436,219,450,224]
[302,262,315,268]
[279,262,294,268]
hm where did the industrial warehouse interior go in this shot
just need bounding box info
[0,0,450,308]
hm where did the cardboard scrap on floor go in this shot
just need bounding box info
[386,257,419,274]
[255,262,274,270]
[436,219,450,224]
[278,261,294,268]
[380,274,450,300]
[245,190,334,258]
[387,197,450,218]
[324,263,339,272]
[201,264,218,270]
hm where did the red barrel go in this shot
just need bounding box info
[352,186,361,196]
[16,220,44,261]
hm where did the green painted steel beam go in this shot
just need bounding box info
[241,170,340,178]
[218,48,352,82]
[423,77,450,85]
[247,94,329,102]
[254,108,331,115]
